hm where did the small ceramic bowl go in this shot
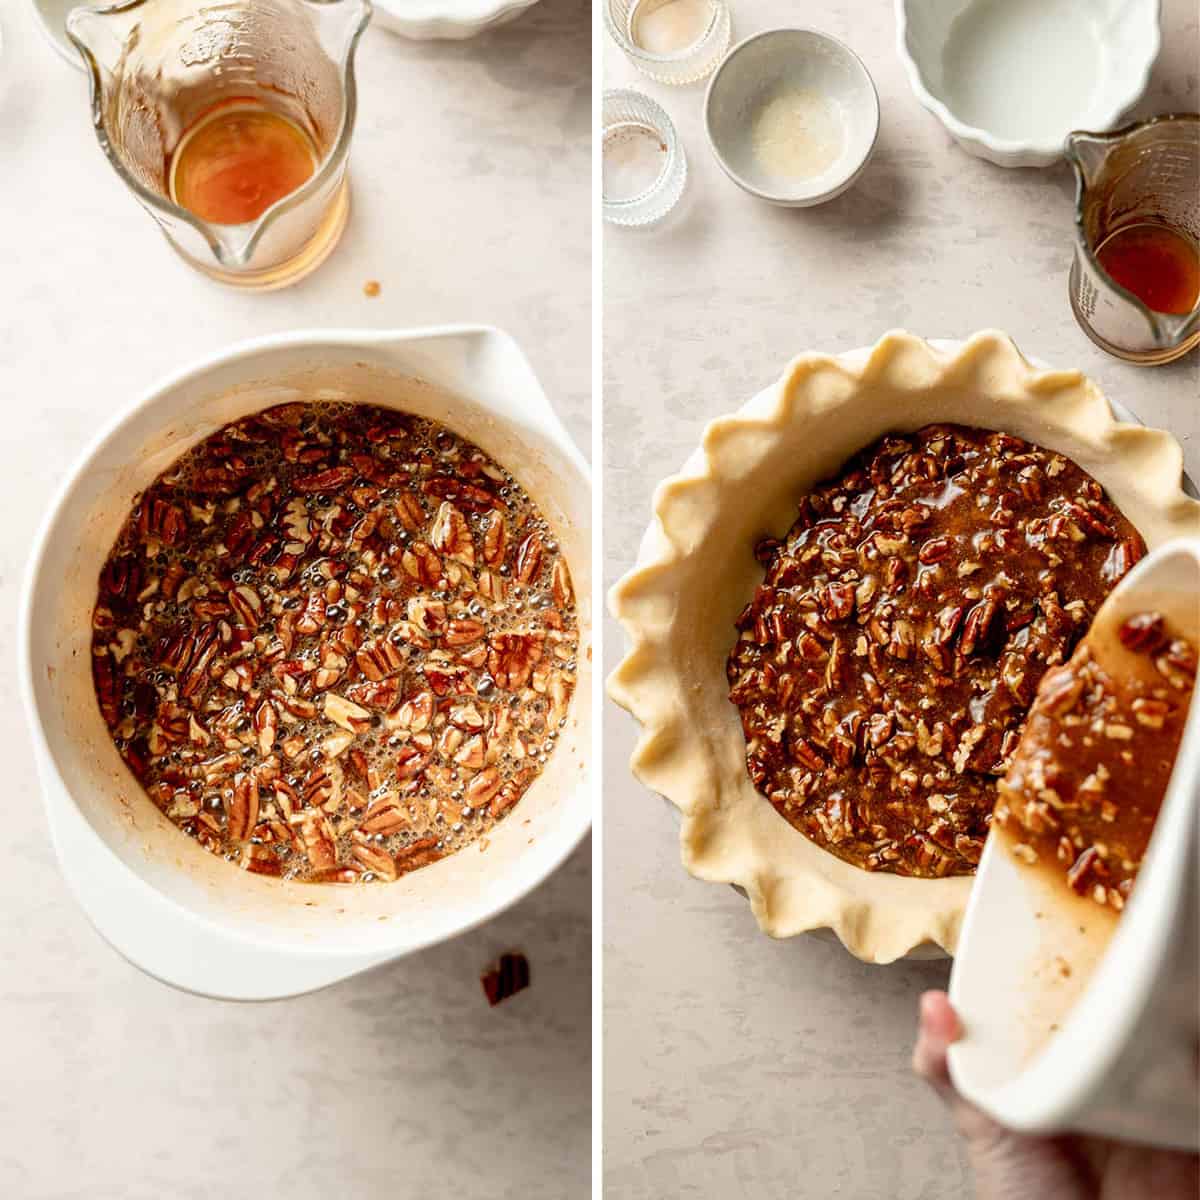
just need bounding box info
[704,28,879,207]
[896,0,1161,168]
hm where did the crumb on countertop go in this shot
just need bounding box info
[481,951,531,1006]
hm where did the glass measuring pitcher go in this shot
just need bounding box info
[67,0,372,290]
[1066,115,1200,365]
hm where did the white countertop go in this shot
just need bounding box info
[0,2,589,1196]
[603,2,1199,1196]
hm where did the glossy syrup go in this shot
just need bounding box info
[1095,222,1200,315]
[169,99,319,225]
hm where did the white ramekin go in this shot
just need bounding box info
[895,0,1160,168]
[20,326,591,1000]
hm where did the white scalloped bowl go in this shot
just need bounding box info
[896,0,1160,167]
[372,0,540,39]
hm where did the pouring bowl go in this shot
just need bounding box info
[19,326,593,1000]
[949,538,1200,1150]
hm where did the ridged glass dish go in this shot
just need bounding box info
[604,0,731,86]
[602,89,687,227]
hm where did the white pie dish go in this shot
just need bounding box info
[608,331,1200,964]
[895,0,1161,167]
[371,0,540,40]
[19,326,591,1001]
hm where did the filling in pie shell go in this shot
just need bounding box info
[726,423,1146,878]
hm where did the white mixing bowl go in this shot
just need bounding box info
[20,326,592,1000]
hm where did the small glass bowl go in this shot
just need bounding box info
[604,0,732,86]
[602,89,687,227]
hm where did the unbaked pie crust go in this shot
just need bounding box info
[607,331,1200,962]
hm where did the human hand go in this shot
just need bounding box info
[912,990,1199,1200]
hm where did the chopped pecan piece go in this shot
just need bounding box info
[359,794,409,835]
[488,633,545,691]
[481,951,531,1006]
[324,693,373,734]
[394,837,442,874]
[294,466,355,493]
[350,831,398,881]
[356,638,405,681]
[515,533,544,583]
[1118,611,1167,654]
[225,774,259,843]
[402,542,443,588]
[430,502,475,567]
[482,511,509,567]
[291,808,338,869]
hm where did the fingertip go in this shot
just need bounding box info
[920,990,963,1044]
[912,1000,950,1088]
[919,989,945,1020]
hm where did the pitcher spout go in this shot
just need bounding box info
[1064,130,1112,192]
[66,2,143,78]
[311,0,373,51]
[1158,307,1200,347]
[211,226,257,270]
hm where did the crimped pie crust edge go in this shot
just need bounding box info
[607,330,1200,963]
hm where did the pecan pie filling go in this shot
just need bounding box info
[997,612,1196,908]
[726,424,1145,878]
[91,402,577,883]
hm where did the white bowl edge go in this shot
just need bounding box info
[372,0,540,40]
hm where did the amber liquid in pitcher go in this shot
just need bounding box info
[169,99,319,226]
[1094,222,1200,316]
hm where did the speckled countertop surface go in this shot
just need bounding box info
[603,2,1198,1197]
[0,2,589,1196]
